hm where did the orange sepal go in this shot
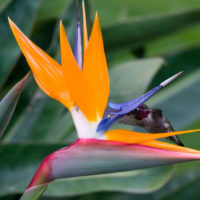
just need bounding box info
[82,0,88,53]
[105,129,200,152]
[83,13,110,119]
[60,22,97,121]
[8,18,73,109]
[140,139,200,154]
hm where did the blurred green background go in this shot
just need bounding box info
[1,0,200,199]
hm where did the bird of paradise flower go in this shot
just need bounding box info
[8,1,200,199]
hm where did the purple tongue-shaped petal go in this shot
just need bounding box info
[74,0,82,69]
[109,72,183,115]
[108,96,143,111]
[108,85,162,114]
[97,72,183,133]
[97,115,121,133]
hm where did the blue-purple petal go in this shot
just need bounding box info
[97,85,162,132]
[97,115,121,133]
[97,72,183,133]
[108,85,162,115]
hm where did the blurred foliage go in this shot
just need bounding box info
[0,73,28,138]
[1,0,200,199]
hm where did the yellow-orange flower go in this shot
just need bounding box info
[8,1,200,154]
[9,9,109,123]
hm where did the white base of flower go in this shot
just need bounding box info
[71,107,100,138]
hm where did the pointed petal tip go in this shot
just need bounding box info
[8,18,19,34]
[8,16,12,24]
[24,71,31,79]
[8,16,11,23]
[8,17,16,30]
[21,71,31,84]
[9,16,70,109]
[83,9,109,119]
[95,12,99,21]
[59,20,63,28]
[8,17,27,44]
[59,21,66,37]
[16,72,31,91]
[160,71,183,87]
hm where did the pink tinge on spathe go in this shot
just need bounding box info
[27,139,200,188]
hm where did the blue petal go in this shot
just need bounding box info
[96,115,121,133]
[108,85,162,115]
[97,85,161,133]
[108,97,141,111]
[97,72,183,133]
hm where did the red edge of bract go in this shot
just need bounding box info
[27,139,80,188]
[27,154,53,188]
[27,138,200,189]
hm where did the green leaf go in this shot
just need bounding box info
[91,0,200,25]
[45,165,174,197]
[102,9,200,51]
[21,185,48,200]
[0,73,29,138]
[130,162,200,200]
[0,143,64,196]
[0,0,12,13]
[150,46,200,87]
[109,57,164,102]
[160,174,200,200]
[36,0,70,21]
[0,0,42,88]
[147,24,200,56]
[4,93,66,142]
